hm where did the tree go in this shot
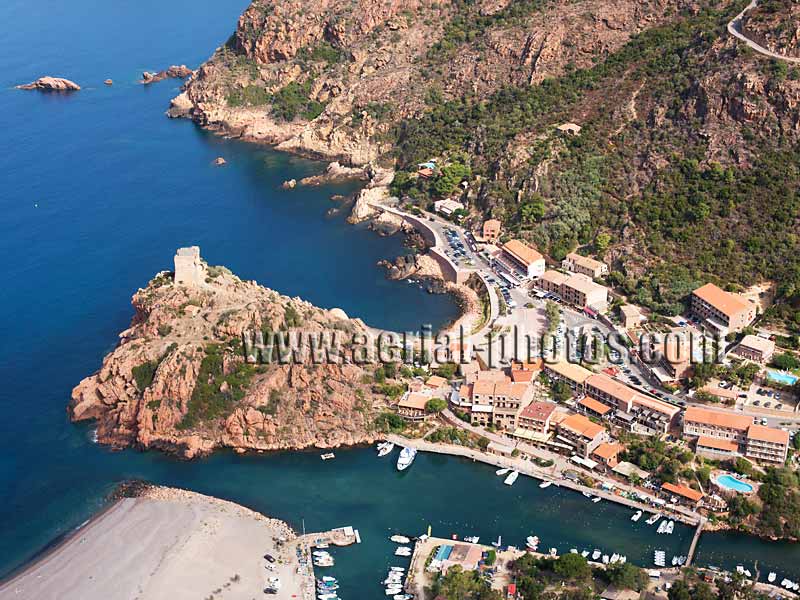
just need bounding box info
[772,352,800,371]
[519,195,546,224]
[668,580,692,600]
[553,553,591,581]
[426,398,447,413]
[605,562,648,591]
[594,232,612,254]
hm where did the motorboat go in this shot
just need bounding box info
[656,521,668,534]
[549,548,558,558]
[768,572,777,583]
[390,535,411,544]
[464,536,480,544]
[646,513,661,525]
[496,467,511,476]
[320,453,335,460]
[526,536,539,551]
[592,550,601,561]
[602,555,610,564]
[378,441,395,457]
[582,491,593,498]
[631,510,642,522]
[610,554,620,563]
[581,550,590,558]
[397,447,417,471]
[395,547,412,556]
[539,481,552,489]
[492,535,502,548]
[592,496,602,503]
[665,520,675,534]
[504,471,519,486]
[569,548,578,554]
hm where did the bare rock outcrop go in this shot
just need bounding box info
[16,77,80,91]
[141,65,193,85]
[69,251,384,459]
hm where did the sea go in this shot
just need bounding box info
[0,0,797,594]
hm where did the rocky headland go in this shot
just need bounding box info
[69,248,387,459]
[141,65,194,85]
[16,76,81,91]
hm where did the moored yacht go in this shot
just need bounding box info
[504,471,519,486]
[397,447,417,471]
[539,481,552,489]
[496,467,510,476]
[631,510,642,522]
[378,441,395,457]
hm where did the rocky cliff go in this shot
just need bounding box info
[170,0,687,165]
[69,262,385,458]
[741,0,800,58]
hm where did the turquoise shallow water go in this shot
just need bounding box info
[0,0,798,592]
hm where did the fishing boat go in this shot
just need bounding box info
[631,510,642,522]
[526,536,539,551]
[591,550,601,561]
[646,513,662,526]
[390,535,411,544]
[504,471,519,486]
[492,535,502,548]
[397,447,417,471]
[539,481,552,489]
[378,441,395,457]
[768,572,777,583]
[496,467,511,476]
[320,453,335,460]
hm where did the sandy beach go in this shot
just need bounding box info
[0,486,304,600]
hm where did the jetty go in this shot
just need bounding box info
[295,526,360,600]
[685,517,706,567]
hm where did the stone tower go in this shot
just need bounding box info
[173,246,207,287]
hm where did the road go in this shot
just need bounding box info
[728,0,800,64]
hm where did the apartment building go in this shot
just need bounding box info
[499,239,546,279]
[556,414,608,458]
[538,270,609,313]
[683,406,789,464]
[562,252,608,279]
[584,374,680,435]
[619,304,645,330]
[543,361,593,392]
[397,392,431,421]
[732,334,776,364]
[690,283,756,335]
[482,219,501,244]
[465,379,533,429]
[515,401,557,435]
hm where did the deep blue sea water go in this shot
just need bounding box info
[0,0,798,593]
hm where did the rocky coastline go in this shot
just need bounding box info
[69,250,386,459]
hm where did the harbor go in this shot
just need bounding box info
[296,526,361,600]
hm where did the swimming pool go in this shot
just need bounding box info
[716,474,754,493]
[767,370,799,386]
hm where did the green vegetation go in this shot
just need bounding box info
[177,344,256,430]
[425,398,447,413]
[226,84,271,107]
[430,565,499,600]
[132,360,159,392]
[374,411,406,433]
[270,81,326,122]
[544,301,561,335]
[772,352,800,371]
[297,41,345,65]
[620,435,693,484]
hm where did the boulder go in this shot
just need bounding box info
[16,77,80,91]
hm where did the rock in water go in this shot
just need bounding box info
[141,65,193,85]
[16,76,80,91]
[213,157,226,166]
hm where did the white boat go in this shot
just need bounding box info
[620,556,627,564]
[592,496,602,503]
[395,547,412,556]
[504,471,519,486]
[549,548,558,558]
[394,595,413,600]
[582,491,593,498]
[539,481,552,489]
[390,567,405,572]
[592,550,601,561]
[390,535,411,544]
[569,548,578,554]
[318,594,338,600]
[496,467,511,476]
[397,447,417,471]
[320,453,335,460]
[322,576,337,582]
[526,536,539,551]
[464,536,480,544]
[378,442,395,457]
[768,572,777,583]
[610,554,620,563]
[581,550,590,558]
[646,513,661,525]
[744,569,752,578]
[602,555,610,564]
[631,510,642,522]
[671,556,678,566]
[665,520,675,534]
[492,535,502,548]
[657,521,668,534]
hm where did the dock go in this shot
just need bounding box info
[685,517,706,566]
[295,526,360,600]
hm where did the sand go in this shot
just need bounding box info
[0,487,307,600]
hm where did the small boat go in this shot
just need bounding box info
[768,572,777,583]
[592,550,601,561]
[394,595,414,600]
[390,567,405,572]
[656,521,668,534]
[397,447,417,471]
[526,536,539,551]
[671,556,678,566]
[464,536,480,544]
[395,547,412,556]
[539,481,552,489]
[321,576,337,582]
[646,513,661,526]
[504,471,519,486]
[602,554,610,564]
[569,548,578,554]
[549,548,558,558]
[631,510,642,522]
[320,453,335,460]
[780,578,791,588]
[744,569,752,578]
[665,520,675,534]
[619,556,627,564]
[580,550,590,558]
[390,535,411,544]
[610,553,620,563]
[582,491,593,498]
[592,496,602,503]
[496,467,511,476]
[378,441,395,457]
[492,535,502,548]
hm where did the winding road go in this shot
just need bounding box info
[728,0,800,64]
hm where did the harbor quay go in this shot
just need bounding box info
[384,434,703,529]
[292,526,361,600]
